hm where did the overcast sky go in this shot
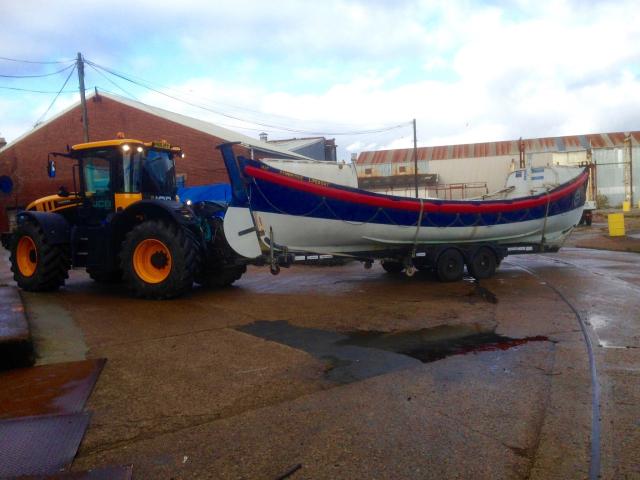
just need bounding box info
[1,0,639,160]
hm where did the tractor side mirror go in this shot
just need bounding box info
[47,159,56,178]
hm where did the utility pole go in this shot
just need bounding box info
[77,52,89,142]
[413,118,418,198]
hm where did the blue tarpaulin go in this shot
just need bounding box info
[177,183,231,204]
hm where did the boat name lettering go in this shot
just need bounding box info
[308,178,328,186]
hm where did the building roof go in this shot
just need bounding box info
[356,131,640,165]
[267,137,325,151]
[0,91,309,160]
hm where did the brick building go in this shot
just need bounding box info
[0,91,306,231]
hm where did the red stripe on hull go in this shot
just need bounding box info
[244,165,588,215]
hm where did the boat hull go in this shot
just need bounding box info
[217,144,588,258]
[252,207,582,254]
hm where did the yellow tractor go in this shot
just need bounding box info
[2,138,245,298]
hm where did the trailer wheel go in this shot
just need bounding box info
[10,221,70,292]
[436,248,464,282]
[381,260,404,274]
[467,247,497,280]
[121,220,198,299]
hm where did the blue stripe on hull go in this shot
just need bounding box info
[249,177,585,229]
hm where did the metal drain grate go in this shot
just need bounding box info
[0,412,91,477]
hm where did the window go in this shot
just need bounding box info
[399,166,406,173]
[364,168,372,175]
[141,149,176,196]
[122,151,142,193]
[83,156,111,193]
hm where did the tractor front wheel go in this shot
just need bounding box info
[10,221,70,292]
[120,220,199,299]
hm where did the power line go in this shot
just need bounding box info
[80,61,370,129]
[0,56,74,64]
[92,87,277,134]
[85,59,410,136]
[0,85,79,94]
[0,63,75,78]
[86,62,138,101]
[33,64,77,127]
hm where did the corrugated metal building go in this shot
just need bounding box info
[356,132,640,206]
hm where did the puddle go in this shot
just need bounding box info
[341,326,548,363]
[238,321,549,384]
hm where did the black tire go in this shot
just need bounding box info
[87,268,122,283]
[381,260,404,274]
[196,265,246,288]
[120,220,199,299]
[467,247,497,280]
[9,221,70,292]
[436,248,464,282]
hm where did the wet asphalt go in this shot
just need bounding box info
[5,235,640,479]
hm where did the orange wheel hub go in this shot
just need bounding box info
[16,236,37,277]
[133,239,172,284]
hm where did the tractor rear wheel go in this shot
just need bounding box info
[10,221,70,291]
[120,220,199,299]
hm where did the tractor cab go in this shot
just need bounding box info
[44,138,183,219]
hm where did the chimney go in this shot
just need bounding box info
[259,132,268,142]
[0,136,6,148]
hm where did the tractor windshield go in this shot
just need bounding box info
[141,149,176,198]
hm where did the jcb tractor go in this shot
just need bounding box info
[1,138,245,299]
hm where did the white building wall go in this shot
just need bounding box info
[427,155,515,193]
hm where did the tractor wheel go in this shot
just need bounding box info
[196,265,246,288]
[87,268,122,284]
[120,220,199,299]
[10,221,70,292]
[436,248,464,282]
[381,260,404,274]
[467,247,497,280]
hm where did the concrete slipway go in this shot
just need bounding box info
[1,230,639,479]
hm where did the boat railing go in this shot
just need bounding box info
[468,186,516,201]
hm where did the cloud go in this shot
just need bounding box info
[1,0,639,162]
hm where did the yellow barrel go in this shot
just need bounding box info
[623,200,631,212]
[608,213,625,237]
